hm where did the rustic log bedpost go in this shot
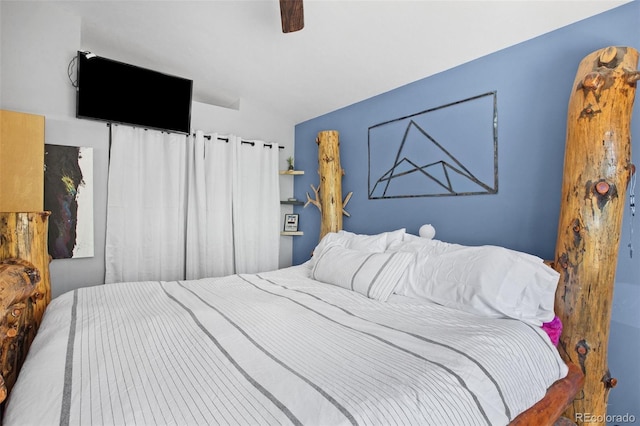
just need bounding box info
[0,211,51,404]
[305,130,353,240]
[0,212,51,321]
[317,130,343,238]
[554,46,639,425]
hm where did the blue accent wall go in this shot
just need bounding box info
[293,1,639,421]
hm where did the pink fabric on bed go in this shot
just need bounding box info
[542,316,562,346]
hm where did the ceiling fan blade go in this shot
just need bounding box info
[280,0,304,33]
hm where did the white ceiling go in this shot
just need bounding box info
[53,0,629,124]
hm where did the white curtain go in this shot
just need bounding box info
[233,138,281,273]
[185,131,235,279]
[105,126,188,283]
[105,126,280,283]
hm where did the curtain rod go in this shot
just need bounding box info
[105,125,283,149]
[196,133,284,149]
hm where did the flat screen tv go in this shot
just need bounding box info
[76,51,193,134]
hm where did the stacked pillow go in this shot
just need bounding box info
[309,228,406,266]
[309,228,560,326]
[311,244,413,301]
[309,229,408,302]
[386,236,559,326]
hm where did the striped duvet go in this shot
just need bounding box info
[4,265,567,426]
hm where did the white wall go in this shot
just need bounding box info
[1,1,295,298]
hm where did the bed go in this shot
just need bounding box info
[1,230,577,426]
[1,45,637,426]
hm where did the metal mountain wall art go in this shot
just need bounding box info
[368,91,498,199]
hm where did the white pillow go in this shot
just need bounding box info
[388,239,559,325]
[311,244,413,301]
[388,236,462,259]
[309,229,406,267]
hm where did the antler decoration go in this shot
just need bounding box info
[304,184,320,210]
[342,192,353,217]
[305,184,353,217]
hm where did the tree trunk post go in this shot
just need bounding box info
[0,211,51,398]
[554,46,639,425]
[0,212,51,322]
[316,130,344,240]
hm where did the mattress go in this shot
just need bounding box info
[4,265,567,426]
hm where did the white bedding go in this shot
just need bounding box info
[4,265,567,426]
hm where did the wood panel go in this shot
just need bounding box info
[0,110,45,212]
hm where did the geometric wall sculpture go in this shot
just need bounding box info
[368,91,498,199]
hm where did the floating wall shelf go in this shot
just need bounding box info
[280,168,304,236]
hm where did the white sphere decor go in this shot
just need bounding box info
[419,224,436,239]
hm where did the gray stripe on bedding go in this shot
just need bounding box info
[150,281,274,424]
[128,281,277,424]
[364,252,395,298]
[229,276,481,424]
[351,252,375,291]
[248,274,492,425]
[61,282,294,425]
[165,283,304,426]
[267,273,567,422]
[288,277,510,419]
[211,286,402,424]
[178,279,357,426]
[258,273,513,419]
[60,290,78,426]
[104,282,178,424]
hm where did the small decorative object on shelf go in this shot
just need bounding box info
[286,156,295,171]
[283,213,299,232]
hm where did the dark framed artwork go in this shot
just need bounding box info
[44,144,94,259]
